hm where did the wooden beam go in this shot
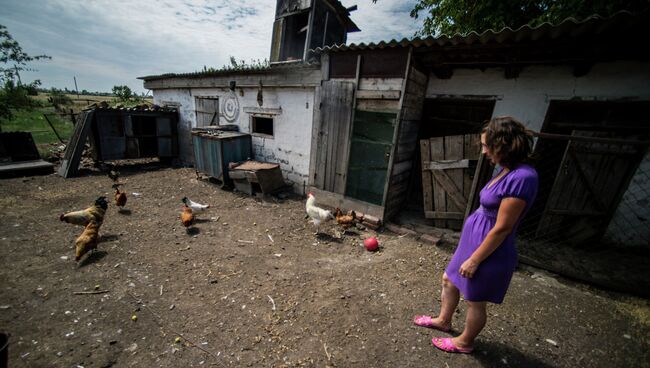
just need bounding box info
[425,159,471,170]
[308,85,323,188]
[242,107,283,115]
[425,211,465,220]
[532,131,650,146]
[143,67,322,90]
[431,170,468,210]
[355,90,401,100]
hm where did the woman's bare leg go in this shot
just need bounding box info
[453,300,487,349]
[429,272,460,330]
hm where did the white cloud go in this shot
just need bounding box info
[0,0,423,93]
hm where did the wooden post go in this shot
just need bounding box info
[74,76,80,99]
[70,109,76,126]
[43,114,65,143]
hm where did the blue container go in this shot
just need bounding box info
[191,129,252,186]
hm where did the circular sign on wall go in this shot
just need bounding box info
[221,92,240,122]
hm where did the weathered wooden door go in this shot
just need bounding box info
[310,80,355,194]
[195,97,219,127]
[420,134,481,230]
[345,110,397,205]
[535,131,647,244]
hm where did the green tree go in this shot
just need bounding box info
[1,24,50,84]
[409,0,650,36]
[112,85,133,102]
[0,24,50,121]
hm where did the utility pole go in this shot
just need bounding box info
[73,76,80,99]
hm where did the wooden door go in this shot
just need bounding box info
[535,131,647,244]
[345,110,397,205]
[195,97,219,127]
[310,80,355,194]
[420,134,481,230]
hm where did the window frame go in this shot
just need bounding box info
[250,115,275,138]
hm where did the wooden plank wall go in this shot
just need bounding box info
[383,65,427,220]
[309,80,355,194]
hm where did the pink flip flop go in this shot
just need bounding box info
[413,315,450,332]
[431,337,474,354]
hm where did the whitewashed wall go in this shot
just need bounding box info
[153,88,195,165]
[425,60,650,247]
[425,61,650,130]
[153,86,315,193]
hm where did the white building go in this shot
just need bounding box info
[141,7,649,249]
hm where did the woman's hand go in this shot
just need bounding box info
[459,258,480,278]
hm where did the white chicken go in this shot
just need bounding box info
[182,197,210,212]
[305,192,334,234]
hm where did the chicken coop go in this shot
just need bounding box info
[90,107,179,161]
[191,127,253,186]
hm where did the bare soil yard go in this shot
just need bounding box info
[0,164,648,367]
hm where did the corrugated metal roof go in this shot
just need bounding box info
[138,61,318,82]
[92,105,178,114]
[310,10,645,53]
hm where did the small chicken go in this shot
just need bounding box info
[112,183,127,210]
[334,208,357,229]
[60,196,108,227]
[107,164,120,182]
[182,197,210,212]
[75,220,100,261]
[305,192,333,234]
[180,205,194,228]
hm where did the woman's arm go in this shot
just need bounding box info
[459,197,527,278]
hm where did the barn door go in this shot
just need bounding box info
[420,134,481,230]
[310,80,355,194]
[535,131,646,244]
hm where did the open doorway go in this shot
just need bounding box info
[399,98,495,226]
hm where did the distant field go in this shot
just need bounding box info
[1,93,153,158]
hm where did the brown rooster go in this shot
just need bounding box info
[333,208,357,238]
[75,220,100,261]
[112,183,127,210]
[334,208,357,229]
[60,196,108,227]
[180,205,194,229]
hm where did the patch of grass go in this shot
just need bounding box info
[1,93,154,159]
[1,107,75,144]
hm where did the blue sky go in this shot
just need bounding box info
[0,0,423,94]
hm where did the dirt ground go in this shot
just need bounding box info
[1,163,649,368]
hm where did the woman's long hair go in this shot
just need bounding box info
[481,116,534,168]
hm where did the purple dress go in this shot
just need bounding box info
[445,164,538,304]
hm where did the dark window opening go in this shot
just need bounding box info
[252,116,274,136]
[131,116,157,136]
[280,11,309,61]
[100,114,124,136]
